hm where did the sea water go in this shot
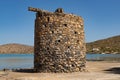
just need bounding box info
[0,54,34,70]
[0,53,120,70]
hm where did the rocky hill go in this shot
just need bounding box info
[86,35,120,54]
[0,35,120,54]
[0,43,34,53]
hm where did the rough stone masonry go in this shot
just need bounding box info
[29,7,86,73]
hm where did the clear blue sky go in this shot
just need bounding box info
[0,0,120,46]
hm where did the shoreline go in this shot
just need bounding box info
[0,61,120,80]
[0,53,33,54]
[0,52,120,54]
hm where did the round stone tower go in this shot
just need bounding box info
[29,7,86,73]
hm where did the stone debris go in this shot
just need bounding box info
[29,7,86,73]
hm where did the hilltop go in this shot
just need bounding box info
[86,35,120,54]
[0,43,34,53]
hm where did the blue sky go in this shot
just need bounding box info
[0,0,120,46]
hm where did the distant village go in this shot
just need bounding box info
[86,35,120,54]
[87,47,119,54]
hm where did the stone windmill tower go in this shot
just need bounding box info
[29,7,86,73]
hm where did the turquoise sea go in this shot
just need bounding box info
[0,53,120,70]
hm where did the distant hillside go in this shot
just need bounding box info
[0,43,34,53]
[86,35,120,54]
[1,35,120,54]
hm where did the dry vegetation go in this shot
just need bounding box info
[0,43,33,53]
[87,35,120,53]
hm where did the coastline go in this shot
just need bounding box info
[0,53,34,54]
[0,61,120,80]
[87,52,120,54]
[0,53,120,54]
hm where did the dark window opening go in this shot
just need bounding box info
[64,24,67,27]
[58,40,61,42]
[52,31,54,34]
[55,40,61,45]
[72,64,75,67]
[77,40,79,43]
[47,47,49,50]
[68,46,70,48]
[47,17,50,22]
[74,31,77,34]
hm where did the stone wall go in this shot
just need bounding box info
[33,8,86,73]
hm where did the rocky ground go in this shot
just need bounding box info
[0,61,120,80]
